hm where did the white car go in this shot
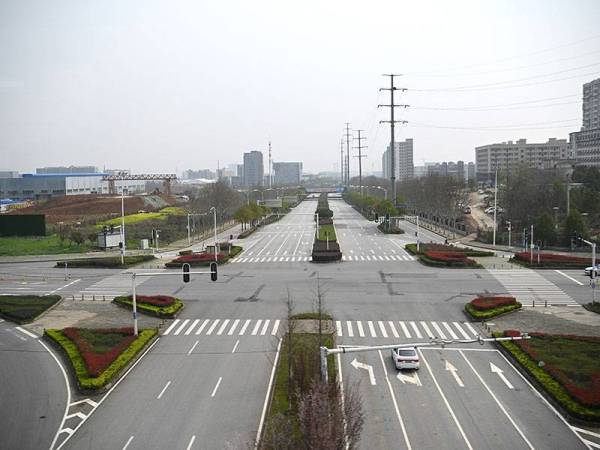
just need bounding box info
[584,265,600,277]
[391,347,420,370]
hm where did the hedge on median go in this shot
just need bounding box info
[511,251,592,269]
[465,296,522,319]
[377,222,404,234]
[45,327,157,392]
[113,295,183,318]
[165,245,242,267]
[0,294,61,324]
[419,250,481,268]
[56,255,155,269]
[406,243,493,257]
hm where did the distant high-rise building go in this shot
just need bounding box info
[243,151,264,187]
[273,162,302,186]
[571,77,600,167]
[382,138,414,181]
[36,165,98,174]
[583,77,600,130]
[185,169,215,180]
[467,162,476,181]
[427,161,465,181]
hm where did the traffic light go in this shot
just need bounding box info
[385,213,390,222]
[182,263,190,283]
[118,241,123,249]
[210,262,218,282]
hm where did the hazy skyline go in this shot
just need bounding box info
[1,0,600,175]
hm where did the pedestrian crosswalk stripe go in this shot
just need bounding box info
[443,322,458,340]
[347,321,354,337]
[239,319,251,335]
[271,320,280,336]
[261,319,270,336]
[420,321,435,339]
[174,319,190,336]
[251,320,262,336]
[431,322,446,340]
[336,321,342,336]
[195,319,210,335]
[206,319,220,335]
[388,321,399,338]
[367,321,377,337]
[399,321,410,338]
[378,321,388,338]
[185,319,200,335]
[464,322,478,336]
[217,319,230,335]
[357,321,365,337]
[409,321,422,339]
[228,319,240,335]
[163,319,180,335]
[454,322,471,340]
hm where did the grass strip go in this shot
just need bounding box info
[497,336,600,422]
[0,295,61,324]
[317,224,336,242]
[45,328,157,391]
[465,302,521,320]
[56,255,155,268]
[113,296,183,318]
[0,235,93,256]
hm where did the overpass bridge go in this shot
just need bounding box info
[304,186,343,194]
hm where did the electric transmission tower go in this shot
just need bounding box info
[379,74,408,206]
[353,130,367,196]
[344,123,352,187]
[340,138,345,185]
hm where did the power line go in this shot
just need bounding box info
[410,118,579,131]
[412,100,578,112]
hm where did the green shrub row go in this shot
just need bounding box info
[113,297,183,318]
[0,295,61,324]
[465,302,522,320]
[497,337,600,422]
[165,245,242,267]
[377,222,404,234]
[418,254,482,268]
[406,243,493,257]
[317,224,337,242]
[45,328,157,391]
[56,255,155,269]
[510,258,590,270]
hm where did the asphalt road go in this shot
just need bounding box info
[1,196,595,449]
[0,319,67,450]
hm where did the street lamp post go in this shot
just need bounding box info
[120,188,126,265]
[552,206,559,231]
[506,220,512,249]
[210,207,218,261]
[492,168,498,247]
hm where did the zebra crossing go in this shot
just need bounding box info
[488,268,580,307]
[76,272,150,300]
[230,253,415,264]
[162,317,480,341]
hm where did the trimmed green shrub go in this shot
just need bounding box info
[465,302,522,320]
[377,222,404,234]
[406,243,493,257]
[113,296,183,318]
[45,328,157,391]
[56,255,155,269]
[0,295,61,324]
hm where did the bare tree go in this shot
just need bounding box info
[285,288,297,411]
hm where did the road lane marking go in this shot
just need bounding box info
[252,320,263,335]
[490,362,514,389]
[419,349,473,450]
[460,351,534,449]
[445,360,465,387]
[216,319,230,335]
[186,435,196,450]
[378,321,388,338]
[336,321,342,336]
[206,319,220,335]
[187,341,199,355]
[347,321,354,337]
[184,319,200,335]
[555,270,584,285]
[377,350,412,450]
[232,340,240,353]
[15,326,38,338]
[351,358,376,385]
[409,321,422,339]
[356,321,365,337]
[399,321,411,338]
[157,381,171,399]
[261,319,270,335]
[442,322,459,340]
[211,377,223,397]
[46,278,81,295]
[431,321,447,339]
[122,436,134,450]
[174,319,190,336]
[271,319,280,336]
[367,321,377,337]
[239,319,251,335]
[387,321,399,338]
[195,319,210,335]
[255,338,282,448]
[228,319,240,335]
[163,319,180,335]
[453,322,471,340]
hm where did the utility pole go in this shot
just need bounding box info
[340,138,345,185]
[344,123,351,188]
[353,130,367,197]
[379,74,408,207]
[268,141,272,188]
[493,168,498,247]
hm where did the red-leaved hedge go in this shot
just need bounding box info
[171,252,225,263]
[514,252,591,264]
[425,251,476,265]
[504,330,600,407]
[123,295,175,307]
[63,327,136,377]
[470,296,517,311]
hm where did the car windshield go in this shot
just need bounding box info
[397,349,417,357]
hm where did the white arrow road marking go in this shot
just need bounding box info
[186,435,196,450]
[490,362,514,389]
[445,360,464,387]
[122,435,134,450]
[396,371,422,386]
[157,381,171,399]
[351,358,376,385]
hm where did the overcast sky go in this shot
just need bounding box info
[1,0,600,175]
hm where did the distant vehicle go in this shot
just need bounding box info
[484,207,495,214]
[391,347,420,370]
[478,189,484,194]
[463,206,471,214]
[584,265,600,277]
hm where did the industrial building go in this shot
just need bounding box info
[273,162,302,186]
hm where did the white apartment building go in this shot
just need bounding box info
[382,138,414,181]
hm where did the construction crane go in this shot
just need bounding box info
[102,174,177,195]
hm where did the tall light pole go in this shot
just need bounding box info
[210,207,218,261]
[353,129,367,197]
[340,139,345,185]
[553,206,559,231]
[120,187,126,264]
[506,220,512,249]
[493,168,498,247]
